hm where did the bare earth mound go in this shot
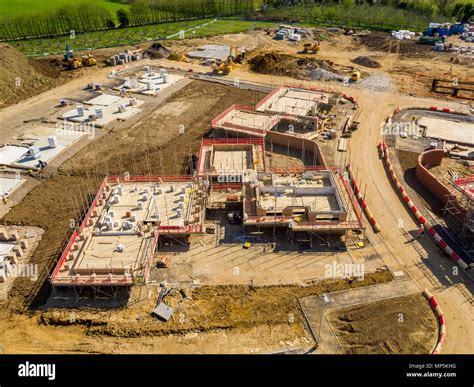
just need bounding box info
[0,44,66,107]
[351,56,381,69]
[328,293,437,354]
[247,51,349,81]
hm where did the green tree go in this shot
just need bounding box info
[433,0,455,15]
[117,8,131,27]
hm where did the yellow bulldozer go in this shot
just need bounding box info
[211,59,232,75]
[63,45,96,70]
[81,53,97,67]
[302,42,321,54]
[64,56,83,70]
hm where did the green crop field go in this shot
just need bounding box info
[10,19,275,57]
[0,0,129,20]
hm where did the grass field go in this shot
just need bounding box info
[11,19,275,56]
[0,0,129,20]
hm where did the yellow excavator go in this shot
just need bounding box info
[229,46,245,63]
[303,42,321,54]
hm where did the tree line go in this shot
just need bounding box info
[0,0,470,41]
[0,3,115,41]
[0,0,261,41]
[262,0,473,18]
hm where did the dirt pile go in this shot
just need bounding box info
[143,42,171,59]
[351,56,381,68]
[328,294,437,354]
[247,51,347,81]
[0,44,66,108]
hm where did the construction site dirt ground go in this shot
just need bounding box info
[0,26,472,355]
[0,271,393,354]
[327,293,437,354]
[151,29,474,98]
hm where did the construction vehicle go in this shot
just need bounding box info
[64,56,82,70]
[81,53,97,67]
[303,42,321,54]
[63,44,82,70]
[351,70,361,82]
[229,46,245,63]
[210,47,244,75]
[211,59,232,75]
[168,52,186,61]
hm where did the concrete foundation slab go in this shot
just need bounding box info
[188,45,236,61]
[0,146,28,165]
[0,176,25,197]
[6,126,85,168]
[420,116,474,146]
[84,94,122,106]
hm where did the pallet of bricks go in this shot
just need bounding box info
[108,50,143,66]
